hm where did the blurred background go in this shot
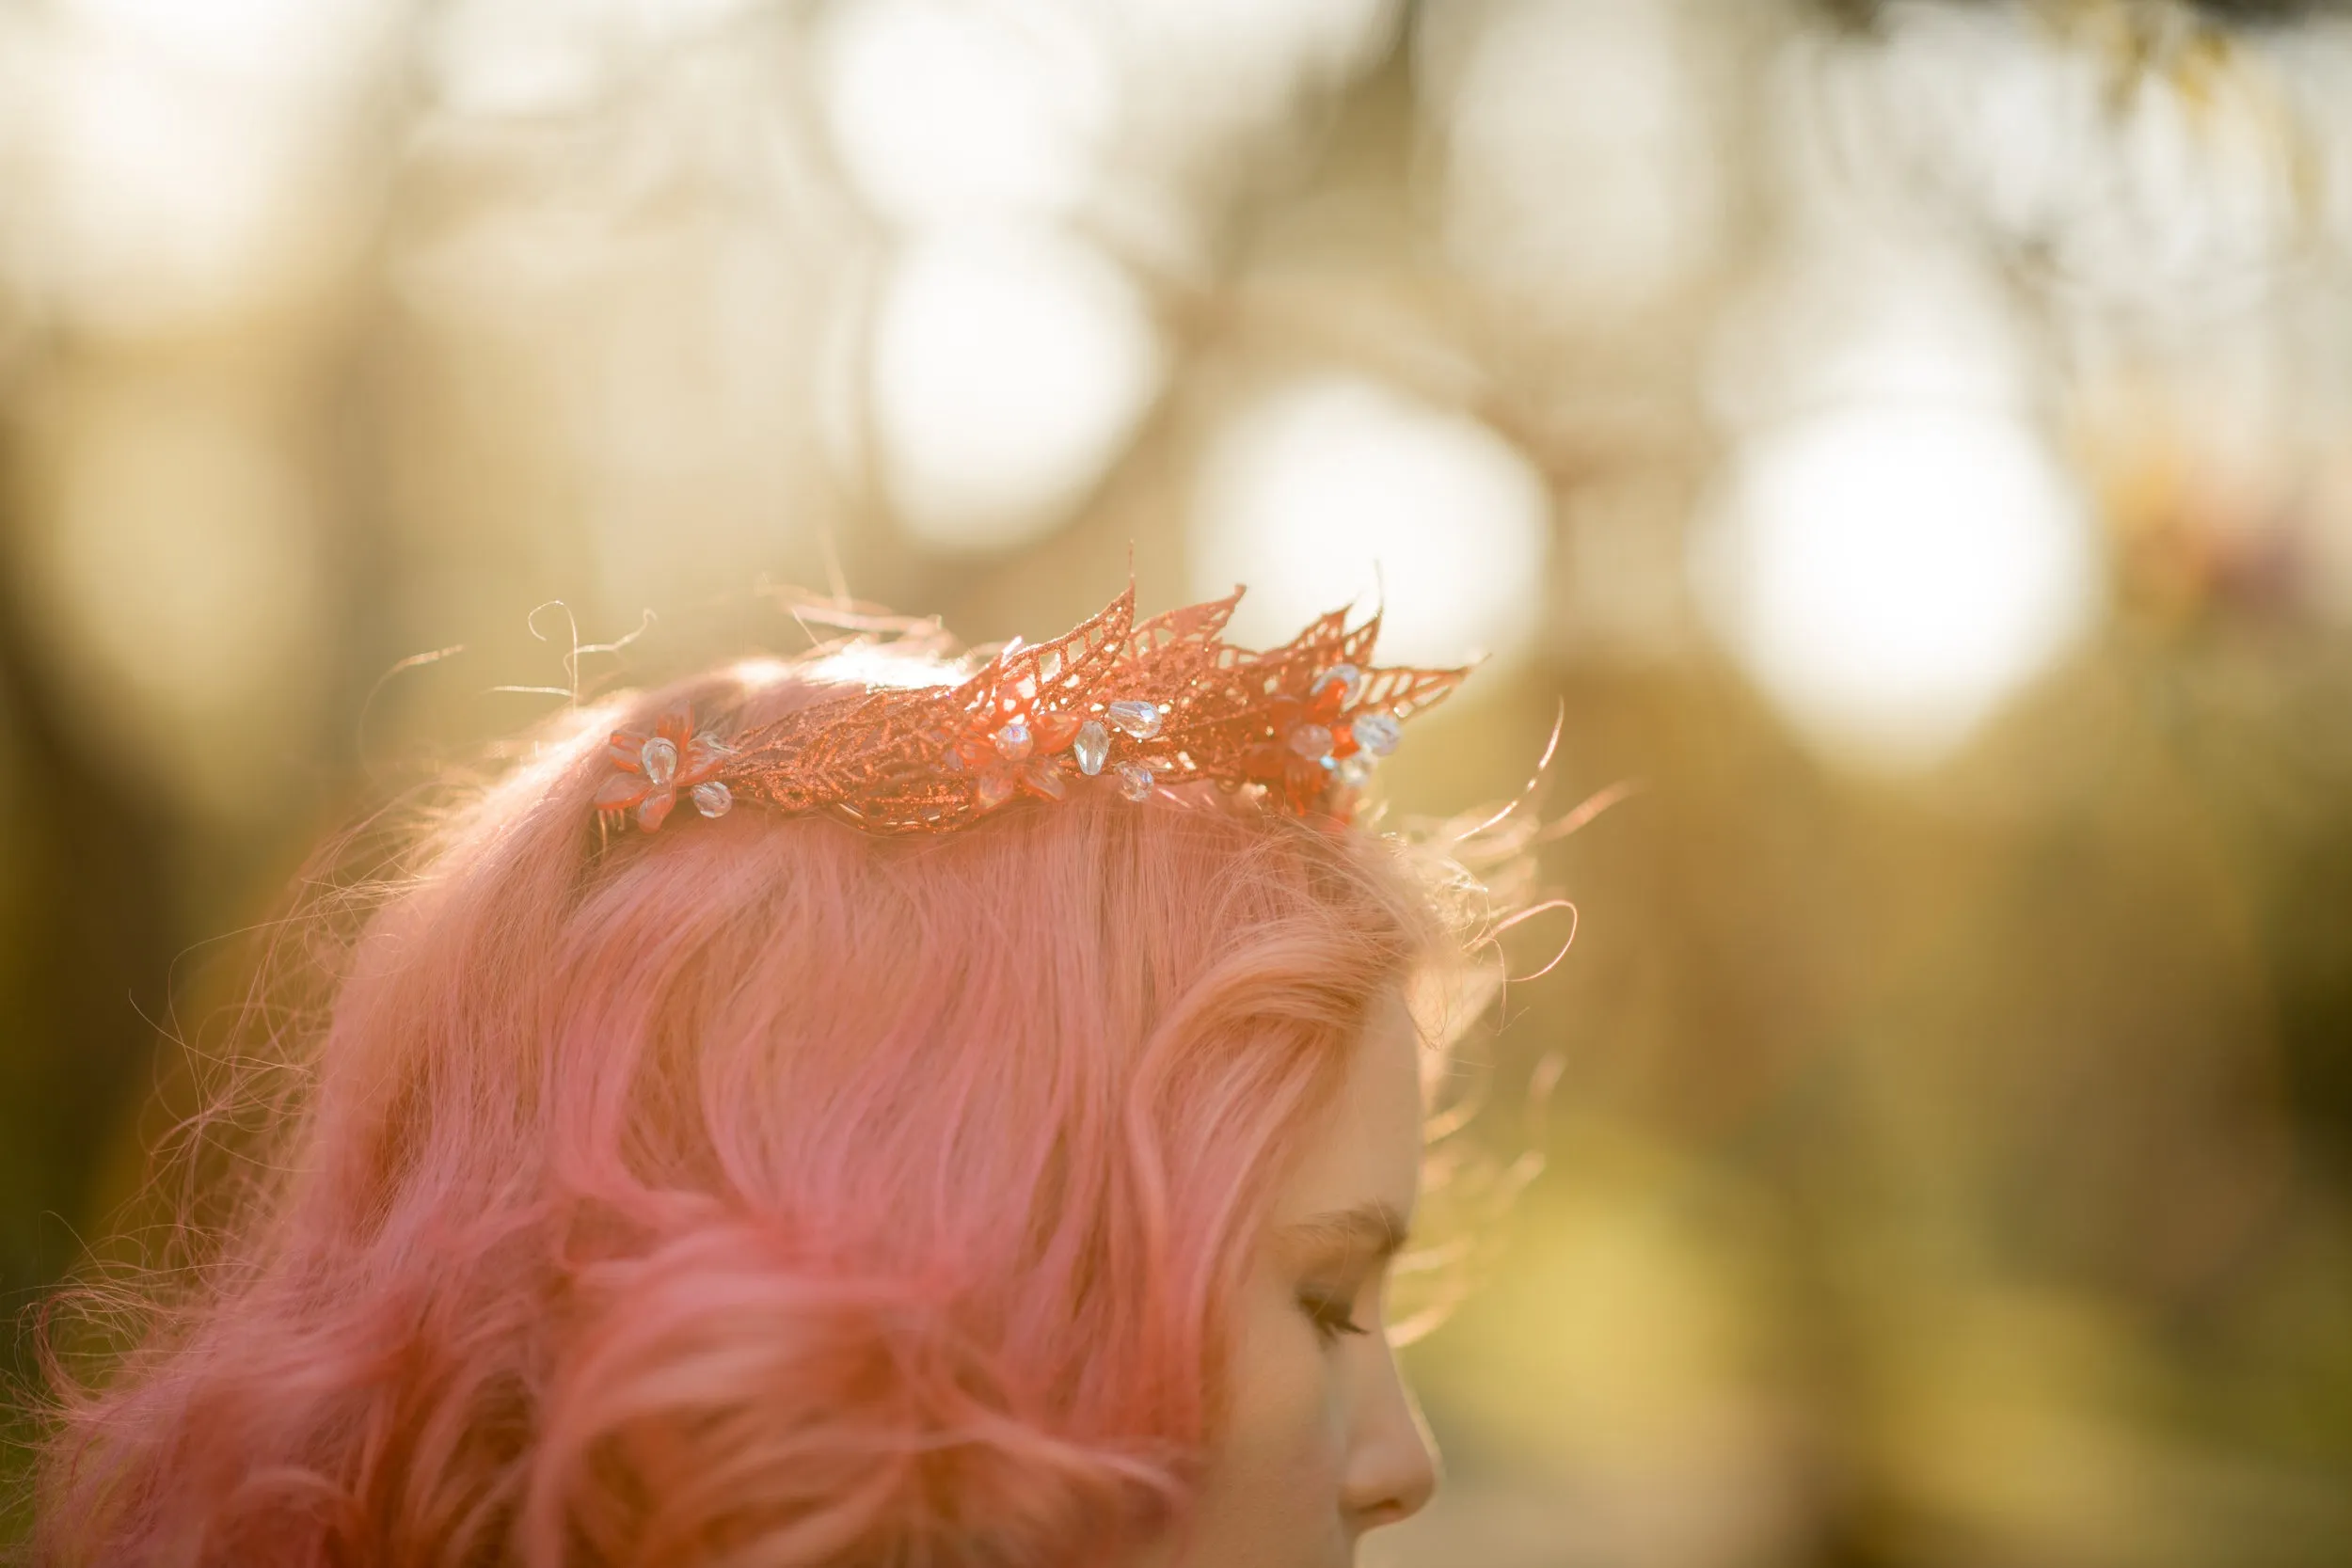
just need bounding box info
[4,0,2352,1560]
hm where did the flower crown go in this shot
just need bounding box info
[596,584,1471,836]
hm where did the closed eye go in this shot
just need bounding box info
[1279,1201,1408,1346]
[1297,1285,1371,1344]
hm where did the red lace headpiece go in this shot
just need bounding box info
[596,584,1471,836]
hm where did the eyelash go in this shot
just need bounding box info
[1297,1287,1370,1344]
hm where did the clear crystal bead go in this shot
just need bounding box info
[1025,761,1068,800]
[993,719,1034,761]
[691,780,733,818]
[1073,720,1110,776]
[1312,664,1362,704]
[1348,712,1402,756]
[1335,754,1375,788]
[975,770,1015,812]
[1288,723,1335,762]
[639,736,679,785]
[1116,761,1153,801]
[1106,699,1163,739]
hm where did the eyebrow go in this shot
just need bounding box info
[1278,1200,1411,1265]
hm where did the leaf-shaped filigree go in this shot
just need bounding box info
[605,583,1471,833]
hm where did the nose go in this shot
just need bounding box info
[1343,1353,1439,1530]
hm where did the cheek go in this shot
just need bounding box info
[1227,1308,1342,1481]
[1182,1268,1351,1556]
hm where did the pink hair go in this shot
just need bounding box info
[33,654,1459,1565]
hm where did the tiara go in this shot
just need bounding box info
[595,584,1471,836]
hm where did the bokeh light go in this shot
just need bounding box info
[815,0,1109,230]
[1695,403,2101,768]
[1423,0,1724,319]
[868,227,1163,551]
[1188,375,1551,670]
[14,377,326,816]
[24,24,372,331]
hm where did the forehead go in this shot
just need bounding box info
[1271,989,1425,1231]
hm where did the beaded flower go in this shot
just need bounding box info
[596,584,1469,836]
[596,711,735,832]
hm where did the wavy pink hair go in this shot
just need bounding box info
[33,653,1460,1565]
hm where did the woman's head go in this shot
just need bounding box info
[39,648,1473,1565]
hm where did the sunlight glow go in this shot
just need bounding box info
[67,0,386,84]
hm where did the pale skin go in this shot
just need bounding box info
[1134,990,1440,1566]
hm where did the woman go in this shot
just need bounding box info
[36,584,1518,1565]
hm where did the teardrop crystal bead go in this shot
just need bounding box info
[1025,760,1069,800]
[1347,712,1402,756]
[691,780,733,818]
[993,719,1034,761]
[1116,761,1154,801]
[975,770,1016,812]
[639,736,679,785]
[1105,699,1163,739]
[1073,720,1110,776]
[1287,723,1335,762]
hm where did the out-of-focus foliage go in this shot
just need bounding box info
[5,0,2351,1561]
